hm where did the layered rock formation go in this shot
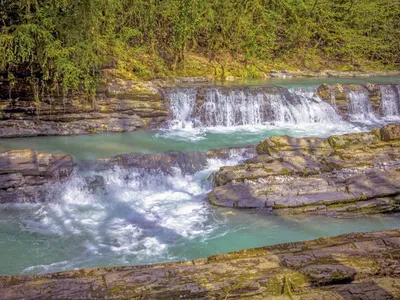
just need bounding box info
[0,150,73,203]
[0,229,399,299]
[0,74,168,137]
[209,124,400,216]
[2,78,400,137]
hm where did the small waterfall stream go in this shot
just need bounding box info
[380,85,400,120]
[268,88,340,124]
[347,91,379,123]
[199,88,265,127]
[168,88,197,129]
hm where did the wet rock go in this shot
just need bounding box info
[0,173,23,189]
[0,150,73,203]
[86,152,208,174]
[0,229,399,299]
[83,146,255,175]
[209,124,400,216]
[301,264,356,285]
[256,135,332,156]
[85,175,105,191]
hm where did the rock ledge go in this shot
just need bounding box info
[209,124,400,216]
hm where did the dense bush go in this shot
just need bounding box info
[0,0,399,93]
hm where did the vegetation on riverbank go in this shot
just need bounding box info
[1,0,399,95]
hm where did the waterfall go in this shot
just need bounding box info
[166,88,197,129]
[167,86,343,129]
[347,91,379,123]
[380,85,400,120]
[199,88,265,127]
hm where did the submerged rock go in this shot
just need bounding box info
[0,150,73,203]
[0,229,399,299]
[81,145,256,175]
[209,124,400,216]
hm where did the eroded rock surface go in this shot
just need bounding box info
[0,74,168,137]
[0,230,399,299]
[209,125,400,216]
[0,150,73,203]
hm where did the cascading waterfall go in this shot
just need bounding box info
[4,150,251,275]
[167,86,343,129]
[166,84,400,131]
[380,85,400,120]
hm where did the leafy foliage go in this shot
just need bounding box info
[0,0,399,94]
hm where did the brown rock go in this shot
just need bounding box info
[0,230,399,299]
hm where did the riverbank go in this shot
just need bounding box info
[1,229,399,299]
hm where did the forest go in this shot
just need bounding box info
[0,0,399,94]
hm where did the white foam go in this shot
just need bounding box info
[11,151,251,273]
[22,261,70,275]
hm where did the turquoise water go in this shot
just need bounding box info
[0,183,398,276]
[0,123,364,161]
[0,150,398,276]
[0,77,399,276]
